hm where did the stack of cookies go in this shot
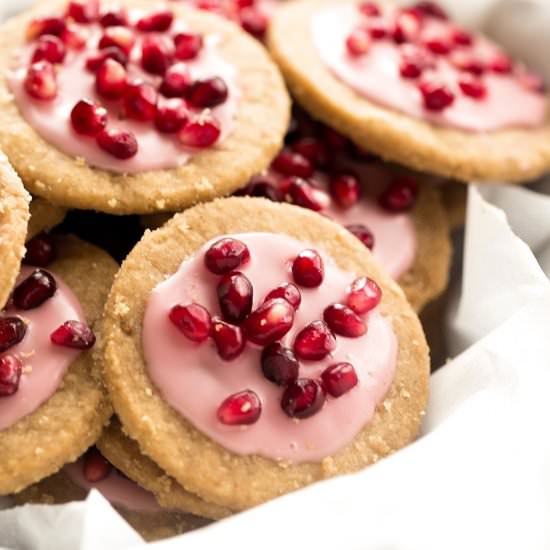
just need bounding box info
[0,0,547,541]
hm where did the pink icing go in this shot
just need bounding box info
[310,4,546,132]
[0,266,86,431]
[142,233,397,463]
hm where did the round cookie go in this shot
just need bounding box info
[267,0,550,184]
[0,0,290,214]
[103,197,430,510]
[0,235,117,495]
[27,198,66,242]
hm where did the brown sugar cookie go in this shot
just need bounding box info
[267,0,550,184]
[27,198,66,242]
[103,197,429,511]
[0,0,290,214]
[0,235,117,495]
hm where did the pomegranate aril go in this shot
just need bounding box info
[261,343,299,386]
[85,47,127,72]
[238,178,283,202]
[450,52,484,75]
[346,224,374,250]
[13,269,57,310]
[272,149,314,178]
[329,173,361,208]
[141,35,174,75]
[124,82,157,121]
[98,26,135,55]
[244,298,295,346]
[24,61,57,101]
[100,6,128,27]
[451,27,473,46]
[26,17,66,41]
[292,249,324,288]
[95,58,127,99]
[414,1,448,19]
[204,238,250,275]
[293,321,336,361]
[359,2,380,16]
[321,362,358,397]
[136,9,174,32]
[458,75,487,99]
[97,128,138,159]
[423,35,452,55]
[367,21,388,39]
[217,390,261,425]
[0,317,27,352]
[71,99,108,136]
[292,137,327,167]
[32,35,66,64]
[66,0,99,23]
[286,177,330,212]
[83,448,111,482]
[240,7,268,39]
[418,80,455,111]
[0,355,23,397]
[211,317,246,360]
[169,303,212,342]
[281,378,325,419]
[488,53,512,74]
[324,304,367,338]
[346,27,370,57]
[174,32,203,61]
[217,272,253,324]
[155,98,188,133]
[322,127,349,151]
[61,24,89,50]
[347,276,382,314]
[187,77,229,108]
[160,62,192,98]
[178,114,221,148]
[51,320,96,349]
[379,176,418,211]
[392,10,421,44]
[24,233,56,266]
[264,282,301,310]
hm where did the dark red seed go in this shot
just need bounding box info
[261,343,299,386]
[346,276,382,314]
[71,99,108,135]
[346,224,375,250]
[379,176,418,211]
[66,0,99,23]
[414,1,448,19]
[239,7,268,39]
[187,77,229,108]
[217,390,261,425]
[488,53,512,74]
[0,355,23,397]
[50,320,96,349]
[359,2,380,16]
[100,6,128,27]
[281,378,325,419]
[321,362,358,397]
[399,44,434,79]
[458,75,487,99]
[366,21,388,39]
[272,149,314,178]
[141,35,174,75]
[160,62,192,98]
[85,47,127,72]
[237,178,283,202]
[323,304,367,338]
[450,52,485,75]
[136,9,174,32]
[83,447,111,482]
[95,58,127,99]
[24,61,57,101]
[450,27,473,46]
[392,10,421,44]
[98,26,135,55]
[169,303,212,342]
[32,35,66,64]
[26,17,66,41]
[155,98,189,133]
[24,233,56,266]
[243,298,295,346]
[124,82,157,121]
[293,320,336,361]
[329,173,361,208]
[0,317,27,352]
[264,282,301,310]
[418,80,455,111]
[211,317,246,360]
[96,128,138,159]
[291,137,327,167]
[292,249,324,288]
[321,127,349,150]
[286,177,330,212]
[423,35,452,55]
[217,272,253,324]
[346,27,370,56]
[61,24,89,50]
[174,32,203,61]
[204,238,250,275]
[13,269,57,310]
[178,114,221,148]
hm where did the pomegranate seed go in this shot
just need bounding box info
[400,58,422,79]
[61,24,89,50]
[66,0,99,23]
[96,128,138,159]
[124,82,157,121]
[236,0,255,8]
[217,390,261,425]
[71,99,108,136]
[211,317,246,360]
[24,233,56,266]
[174,32,203,61]
[292,137,327,167]
[272,149,314,178]
[32,36,66,64]
[50,320,96,349]
[238,178,283,202]
[322,127,349,150]
[169,303,212,342]
[292,249,324,288]
[13,269,57,310]
[85,47,127,72]
[154,98,188,133]
[329,173,361,208]
[286,177,330,212]
[204,238,250,275]
[321,362,358,397]
[392,11,421,44]
[324,304,367,337]
[281,378,325,419]
[136,9,174,32]
[346,276,382,314]
[26,17,66,41]
[488,53,512,74]
[243,298,295,346]
[160,62,192,98]
[217,272,253,324]
[518,72,546,94]
[379,176,418,211]
[0,317,27,352]
[178,113,221,148]
[346,27,370,57]
[423,34,452,55]
[24,61,57,101]
[264,282,301,310]
[293,321,336,361]
[98,26,135,55]
[95,58,127,99]
[450,52,484,75]
[240,7,268,39]
[359,2,380,16]
[451,27,473,46]
[187,77,229,108]
[399,44,435,79]
[100,6,128,27]
[367,21,388,39]
[0,355,23,397]
[83,448,111,482]
[141,35,174,75]
[418,80,455,111]
[261,343,299,386]
[414,1,447,19]
[458,75,487,99]
[346,224,374,250]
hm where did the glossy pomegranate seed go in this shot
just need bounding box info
[324,304,366,338]
[85,47,127,72]
[418,80,455,111]
[100,6,128,27]
[458,75,487,99]
[347,276,382,314]
[61,24,89,50]
[414,1,447,19]
[286,177,330,212]
[51,320,96,349]
[359,2,380,16]
[450,27,473,46]
[24,61,57,101]
[24,233,56,266]
[488,53,512,74]
[211,317,246,360]
[204,238,250,275]
[321,362,358,397]
[83,448,111,482]
[174,32,203,61]
[238,178,283,202]
[244,298,295,346]
[32,35,66,64]
[217,272,253,324]
[450,52,484,75]
[0,355,23,397]
[26,17,66,41]
[293,321,336,361]
[346,224,374,250]
[0,317,27,352]
[292,137,327,167]
[98,26,135,55]
[124,82,157,121]
[240,7,268,39]
[66,0,99,23]
[346,27,370,56]
[366,21,388,39]
[169,303,212,342]
[379,176,418,211]
[329,173,361,208]
[518,72,546,94]
[423,35,452,55]
[187,77,229,108]
[96,128,138,159]
[400,57,422,79]
[160,62,192,98]
[155,98,188,133]
[179,113,221,148]
[292,249,324,288]
[13,269,57,310]
[281,378,325,419]
[261,343,299,386]
[217,390,261,425]
[392,10,421,44]
[95,58,127,99]
[272,149,314,178]
[264,282,301,310]
[71,99,108,136]
[141,35,174,75]
[136,9,174,32]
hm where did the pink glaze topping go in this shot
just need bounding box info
[0,267,85,431]
[142,233,397,463]
[310,3,546,131]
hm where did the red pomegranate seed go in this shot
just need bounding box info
[292,249,324,288]
[174,32,203,61]
[367,21,388,39]
[272,149,314,178]
[321,362,358,397]
[96,128,138,159]
[178,113,221,148]
[0,355,23,397]
[160,62,192,98]
[346,224,375,250]
[100,6,128,27]
[488,53,512,74]
[238,178,283,202]
[0,317,27,352]
[261,343,299,386]
[264,282,301,310]
[293,321,336,361]
[169,303,212,342]
[418,80,455,111]
[24,61,57,101]
[450,27,473,46]
[83,448,111,482]
[414,1,447,19]
[392,10,421,44]
[379,175,418,211]
[136,9,174,32]
[217,390,261,425]
[324,304,367,337]
[187,77,229,108]
[61,24,89,50]
[32,35,66,64]
[400,57,422,79]
[518,72,546,94]
[211,317,246,360]
[236,0,255,8]
[24,233,56,266]
[85,47,127,72]
[26,17,66,41]
[458,75,487,99]
[292,137,327,167]
[399,44,435,80]
[71,99,108,135]
[281,378,325,419]
[322,127,349,150]
[359,2,380,16]
[155,98,188,133]
[204,238,250,275]
[98,26,135,55]
[329,173,361,208]
[346,276,382,314]
[124,81,157,121]
[13,269,57,310]
[95,58,127,99]
[244,298,295,346]
[286,177,330,212]
[66,0,99,23]
[50,320,96,349]
[141,35,174,75]
[450,51,484,75]
[346,27,370,56]
[423,34,452,55]
[240,7,268,39]
[217,271,253,324]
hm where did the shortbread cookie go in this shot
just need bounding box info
[27,198,66,242]
[0,0,290,214]
[104,197,429,510]
[267,0,550,183]
[0,235,117,495]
